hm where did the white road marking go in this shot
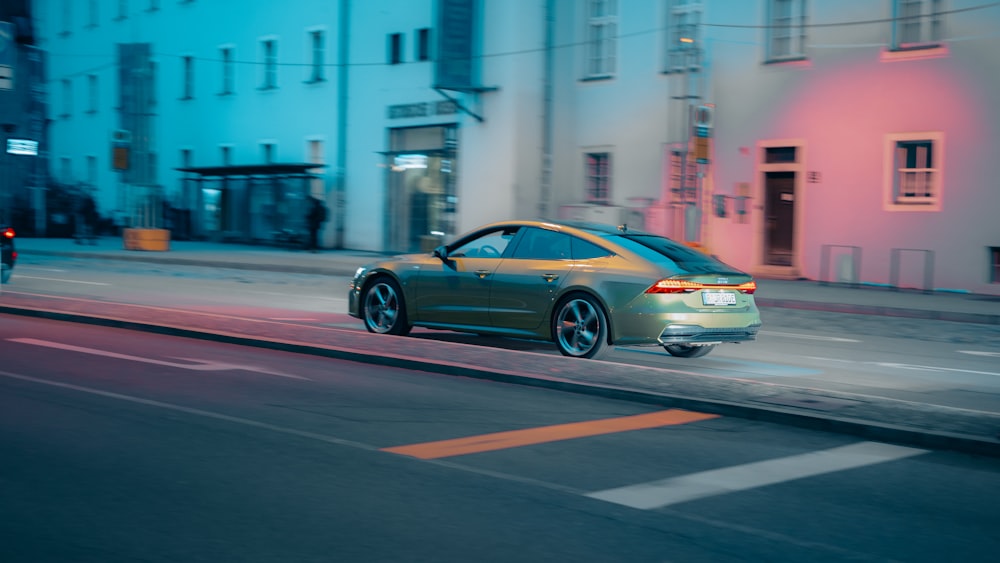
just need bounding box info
[805,356,1000,378]
[872,362,1000,378]
[586,441,927,510]
[759,330,860,343]
[8,338,309,380]
[269,317,320,321]
[0,370,368,447]
[15,276,110,286]
[958,350,1000,358]
[18,266,68,272]
[242,289,346,303]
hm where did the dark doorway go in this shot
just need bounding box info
[764,171,795,266]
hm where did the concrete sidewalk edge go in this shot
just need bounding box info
[4,303,998,459]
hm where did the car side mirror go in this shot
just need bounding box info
[433,245,449,261]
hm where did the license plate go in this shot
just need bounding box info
[702,291,737,306]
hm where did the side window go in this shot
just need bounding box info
[511,228,572,260]
[571,237,612,260]
[450,228,517,258]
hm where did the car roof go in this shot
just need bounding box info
[475,219,648,237]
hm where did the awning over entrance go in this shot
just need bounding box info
[176,163,326,178]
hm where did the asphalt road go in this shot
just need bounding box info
[2,315,999,562]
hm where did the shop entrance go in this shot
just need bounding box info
[386,125,458,253]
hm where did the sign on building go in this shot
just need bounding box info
[0,22,14,91]
[435,0,476,91]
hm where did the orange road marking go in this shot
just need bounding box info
[381,409,719,459]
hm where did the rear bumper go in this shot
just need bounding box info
[657,323,761,345]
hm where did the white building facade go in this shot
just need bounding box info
[35,0,1000,294]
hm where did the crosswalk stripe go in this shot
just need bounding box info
[586,441,928,509]
[381,409,719,459]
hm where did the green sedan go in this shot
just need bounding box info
[348,220,761,360]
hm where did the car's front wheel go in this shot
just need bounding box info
[552,293,610,359]
[663,343,716,358]
[361,277,411,336]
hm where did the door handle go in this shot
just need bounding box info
[474,269,491,279]
[542,273,559,282]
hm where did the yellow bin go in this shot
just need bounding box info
[123,228,170,251]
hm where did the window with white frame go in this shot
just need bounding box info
[261,39,278,89]
[220,46,234,94]
[87,74,98,113]
[665,0,701,73]
[182,56,194,99]
[61,0,72,35]
[86,156,98,185]
[60,157,72,183]
[893,0,943,49]
[585,152,611,203]
[308,30,325,82]
[586,0,617,78]
[417,28,431,61]
[388,33,403,65]
[61,78,72,118]
[990,247,1000,284]
[884,132,943,210]
[766,0,807,61]
[87,0,99,28]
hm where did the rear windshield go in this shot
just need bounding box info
[609,234,742,274]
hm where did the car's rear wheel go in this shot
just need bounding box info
[553,293,610,359]
[663,343,716,358]
[1,262,11,284]
[361,277,411,336]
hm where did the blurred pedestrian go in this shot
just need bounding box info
[76,193,99,244]
[305,196,329,253]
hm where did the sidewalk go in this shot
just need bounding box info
[4,235,999,457]
[13,235,1000,324]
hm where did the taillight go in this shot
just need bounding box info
[2,228,13,239]
[646,279,756,294]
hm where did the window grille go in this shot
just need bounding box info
[666,0,701,72]
[262,40,277,89]
[182,56,194,99]
[586,0,617,77]
[766,0,807,61]
[894,141,936,202]
[586,153,611,203]
[310,31,325,82]
[220,47,234,94]
[885,132,943,210]
[893,0,943,49]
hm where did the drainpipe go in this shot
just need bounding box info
[539,0,554,219]
[334,0,350,249]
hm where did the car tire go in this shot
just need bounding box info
[663,344,716,358]
[552,293,610,359]
[1,262,10,284]
[361,276,412,336]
